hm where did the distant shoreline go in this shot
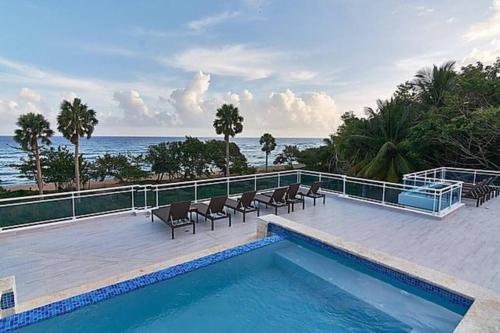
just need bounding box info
[1,164,303,193]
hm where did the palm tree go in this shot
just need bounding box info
[412,61,456,107]
[259,133,276,172]
[213,104,244,177]
[14,113,54,195]
[347,98,416,182]
[57,98,98,191]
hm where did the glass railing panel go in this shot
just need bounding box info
[300,173,319,186]
[197,181,227,200]
[156,185,196,206]
[74,190,132,217]
[345,180,383,201]
[279,173,298,186]
[320,175,343,193]
[229,178,255,195]
[256,175,278,191]
[0,195,73,229]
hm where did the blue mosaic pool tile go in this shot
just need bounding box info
[0,234,283,333]
[0,293,15,310]
[267,223,473,313]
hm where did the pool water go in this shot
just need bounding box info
[17,239,466,332]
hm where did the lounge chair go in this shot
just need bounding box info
[191,196,231,230]
[262,183,304,211]
[254,187,289,215]
[298,181,326,206]
[225,191,259,222]
[151,201,194,239]
[286,183,305,211]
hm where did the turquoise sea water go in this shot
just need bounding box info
[0,136,322,186]
[18,239,465,333]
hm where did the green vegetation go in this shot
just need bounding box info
[13,113,54,194]
[213,104,244,177]
[146,137,254,181]
[274,145,299,169]
[259,133,276,172]
[295,59,500,181]
[57,98,98,191]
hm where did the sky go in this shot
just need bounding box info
[0,0,499,138]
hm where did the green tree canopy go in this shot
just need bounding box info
[213,104,244,177]
[57,98,98,191]
[14,113,54,194]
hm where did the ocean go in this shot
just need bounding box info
[0,136,323,186]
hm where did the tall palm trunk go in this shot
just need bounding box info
[74,137,81,191]
[225,135,230,177]
[33,143,43,195]
[265,153,269,172]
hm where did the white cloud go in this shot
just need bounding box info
[113,90,153,119]
[187,11,240,32]
[463,39,500,64]
[394,52,449,73]
[165,72,339,136]
[415,6,434,16]
[446,17,456,23]
[78,43,138,57]
[464,0,500,41]
[19,88,41,102]
[287,70,318,81]
[162,45,279,80]
[61,91,78,102]
[168,71,211,124]
[0,89,47,132]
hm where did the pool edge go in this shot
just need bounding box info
[257,214,500,333]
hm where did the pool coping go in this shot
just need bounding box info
[257,214,500,333]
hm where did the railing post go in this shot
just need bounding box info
[71,193,76,220]
[155,186,159,208]
[473,171,477,185]
[277,172,281,187]
[298,170,301,184]
[131,187,135,211]
[195,182,198,202]
[144,187,147,209]
[254,175,257,191]
[227,177,230,196]
[382,183,386,204]
[342,175,346,196]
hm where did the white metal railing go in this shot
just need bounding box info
[404,167,500,187]
[0,168,466,231]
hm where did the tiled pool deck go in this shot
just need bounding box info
[1,192,499,310]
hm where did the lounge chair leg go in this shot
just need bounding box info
[275,206,278,215]
[323,195,326,204]
[193,222,196,234]
[229,214,232,227]
[257,208,260,217]
[243,211,246,222]
[302,200,305,209]
[313,197,316,206]
[171,227,175,240]
[211,220,214,231]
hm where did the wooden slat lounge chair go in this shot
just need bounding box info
[225,191,259,222]
[151,201,194,239]
[261,183,304,211]
[298,181,326,206]
[191,196,231,230]
[255,187,289,215]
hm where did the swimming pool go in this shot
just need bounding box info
[1,225,472,332]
